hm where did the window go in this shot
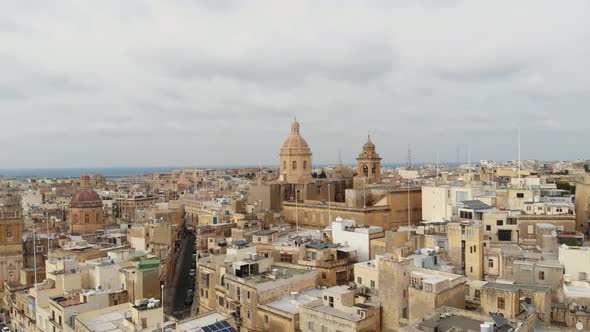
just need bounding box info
[474,289,481,299]
[370,280,376,288]
[6,225,12,238]
[470,266,473,273]
[292,161,297,170]
[264,315,269,324]
[402,307,408,319]
[527,206,531,211]
[283,161,286,170]
[321,272,327,279]
[303,161,307,169]
[218,296,224,306]
[247,310,251,320]
[308,321,314,330]
[486,225,491,231]
[357,277,363,285]
[403,289,407,297]
[488,259,494,268]
[516,193,524,198]
[498,230,512,241]
[539,271,545,280]
[498,297,505,309]
[247,291,251,299]
[85,214,89,224]
[496,220,503,226]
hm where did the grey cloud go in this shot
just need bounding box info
[0,0,589,168]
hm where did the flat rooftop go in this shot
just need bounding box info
[264,289,322,314]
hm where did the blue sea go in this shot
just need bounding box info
[0,167,187,180]
[0,162,461,180]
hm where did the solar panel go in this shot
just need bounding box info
[202,320,238,332]
[492,315,508,328]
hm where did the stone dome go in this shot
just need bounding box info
[70,190,102,208]
[281,119,310,150]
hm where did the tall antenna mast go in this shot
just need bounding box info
[407,144,412,169]
[436,152,440,184]
[33,227,37,289]
[468,145,472,179]
[518,127,521,182]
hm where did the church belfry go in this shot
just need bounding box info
[356,134,382,183]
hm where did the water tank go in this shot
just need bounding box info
[480,323,493,332]
[272,269,279,275]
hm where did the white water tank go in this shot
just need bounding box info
[480,323,493,332]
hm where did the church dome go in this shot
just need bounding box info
[70,190,102,208]
[281,119,310,150]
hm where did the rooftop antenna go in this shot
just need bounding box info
[338,148,343,171]
[436,152,440,184]
[468,145,472,180]
[407,144,412,169]
[33,226,37,289]
[456,145,460,166]
[518,127,521,182]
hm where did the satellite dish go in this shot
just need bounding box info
[576,321,584,331]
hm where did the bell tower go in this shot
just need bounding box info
[356,134,382,183]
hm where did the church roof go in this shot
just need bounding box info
[70,190,102,208]
[281,119,310,150]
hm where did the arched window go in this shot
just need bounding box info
[303,161,307,169]
[372,164,376,175]
[85,214,89,224]
[363,165,368,177]
[292,161,297,170]
[283,161,287,170]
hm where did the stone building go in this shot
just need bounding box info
[378,253,412,329]
[447,223,483,280]
[298,286,381,332]
[575,174,590,236]
[69,174,104,234]
[355,134,382,185]
[480,282,551,324]
[280,118,313,185]
[0,191,24,290]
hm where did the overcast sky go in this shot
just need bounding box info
[1,1,589,168]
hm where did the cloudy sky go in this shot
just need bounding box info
[1,1,589,168]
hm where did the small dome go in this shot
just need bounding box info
[363,134,375,149]
[70,190,102,208]
[281,119,310,150]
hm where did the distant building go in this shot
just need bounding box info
[0,191,24,289]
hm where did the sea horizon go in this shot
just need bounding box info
[0,162,464,180]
